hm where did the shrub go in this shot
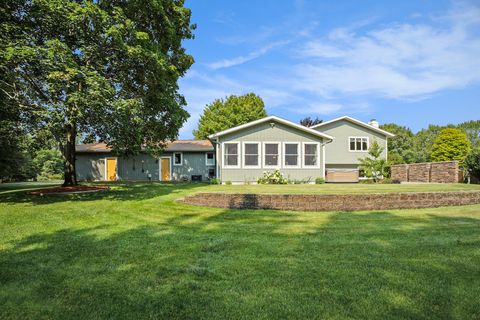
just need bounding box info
[257,170,288,184]
[315,177,325,184]
[431,128,471,163]
[225,180,232,185]
[210,178,220,185]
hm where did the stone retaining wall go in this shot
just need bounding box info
[391,161,463,183]
[180,191,480,212]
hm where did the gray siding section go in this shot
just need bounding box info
[76,152,214,181]
[315,120,387,167]
[76,154,106,181]
[217,121,325,182]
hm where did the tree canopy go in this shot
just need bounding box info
[430,128,471,163]
[1,0,195,185]
[193,93,267,140]
[300,117,322,127]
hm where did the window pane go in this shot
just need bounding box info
[265,155,278,166]
[225,155,237,166]
[265,143,278,154]
[207,153,214,159]
[362,139,368,151]
[285,155,298,166]
[305,155,317,166]
[245,155,258,166]
[356,139,362,150]
[350,138,355,150]
[285,143,298,155]
[225,143,238,155]
[174,153,181,164]
[245,143,258,155]
[305,144,317,155]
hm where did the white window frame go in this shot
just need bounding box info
[205,152,215,166]
[302,142,321,168]
[173,152,183,166]
[263,141,281,169]
[283,142,301,168]
[348,136,369,152]
[242,141,261,169]
[222,141,241,168]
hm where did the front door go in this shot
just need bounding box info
[106,158,117,181]
[161,158,170,181]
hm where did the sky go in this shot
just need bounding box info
[178,0,480,139]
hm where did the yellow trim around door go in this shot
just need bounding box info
[106,158,117,181]
[161,158,171,181]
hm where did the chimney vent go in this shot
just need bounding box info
[368,119,379,128]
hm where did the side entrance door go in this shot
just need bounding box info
[106,158,117,181]
[161,158,171,181]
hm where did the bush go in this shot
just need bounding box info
[210,178,220,185]
[257,170,288,184]
[225,180,232,185]
[315,177,325,184]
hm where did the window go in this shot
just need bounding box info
[349,137,369,151]
[284,143,300,167]
[264,142,280,167]
[173,152,182,166]
[206,152,215,166]
[223,142,240,167]
[208,168,215,179]
[303,143,319,167]
[243,142,260,168]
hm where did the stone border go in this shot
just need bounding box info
[179,191,480,211]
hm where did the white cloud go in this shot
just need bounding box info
[293,3,480,99]
[206,40,290,70]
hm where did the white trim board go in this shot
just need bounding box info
[311,116,395,138]
[208,115,334,141]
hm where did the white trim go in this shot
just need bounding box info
[302,142,321,168]
[311,116,395,137]
[104,157,118,181]
[242,141,261,169]
[205,151,215,166]
[263,141,281,169]
[348,136,369,152]
[321,143,326,179]
[159,156,172,181]
[208,115,334,141]
[215,139,220,179]
[283,142,301,168]
[221,141,241,168]
[173,152,183,166]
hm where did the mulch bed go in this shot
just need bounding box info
[28,185,110,195]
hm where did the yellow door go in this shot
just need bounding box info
[161,158,170,181]
[107,158,117,181]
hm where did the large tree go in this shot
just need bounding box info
[193,93,267,140]
[300,116,322,127]
[380,123,416,164]
[430,128,471,163]
[1,0,194,185]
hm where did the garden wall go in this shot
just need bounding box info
[180,191,480,212]
[391,161,463,183]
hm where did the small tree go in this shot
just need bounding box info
[464,148,480,183]
[359,140,388,182]
[300,117,322,127]
[430,128,471,163]
[193,93,267,140]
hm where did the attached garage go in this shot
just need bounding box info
[326,169,359,183]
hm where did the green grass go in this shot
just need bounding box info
[0,182,479,319]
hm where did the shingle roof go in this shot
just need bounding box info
[76,140,214,153]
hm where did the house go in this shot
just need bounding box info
[75,115,394,183]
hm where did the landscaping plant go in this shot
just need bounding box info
[359,140,389,183]
[257,170,288,184]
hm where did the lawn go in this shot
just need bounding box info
[0,182,479,319]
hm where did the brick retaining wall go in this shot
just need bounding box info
[180,191,480,212]
[391,161,463,183]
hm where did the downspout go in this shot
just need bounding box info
[321,138,334,179]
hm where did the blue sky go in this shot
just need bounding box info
[178,0,480,138]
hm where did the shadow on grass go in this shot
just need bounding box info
[0,181,208,205]
[1,209,479,319]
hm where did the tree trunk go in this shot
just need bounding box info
[63,124,77,186]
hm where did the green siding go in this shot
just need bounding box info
[217,121,325,182]
[315,120,387,167]
[76,154,106,181]
[170,152,215,181]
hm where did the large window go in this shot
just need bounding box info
[264,142,280,167]
[284,143,300,167]
[349,137,369,151]
[223,142,240,167]
[243,142,260,168]
[206,152,215,166]
[173,152,182,166]
[303,143,319,167]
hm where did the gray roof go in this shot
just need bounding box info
[76,140,214,153]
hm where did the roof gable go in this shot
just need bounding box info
[311,116,395,137]
[208,116,334,140]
